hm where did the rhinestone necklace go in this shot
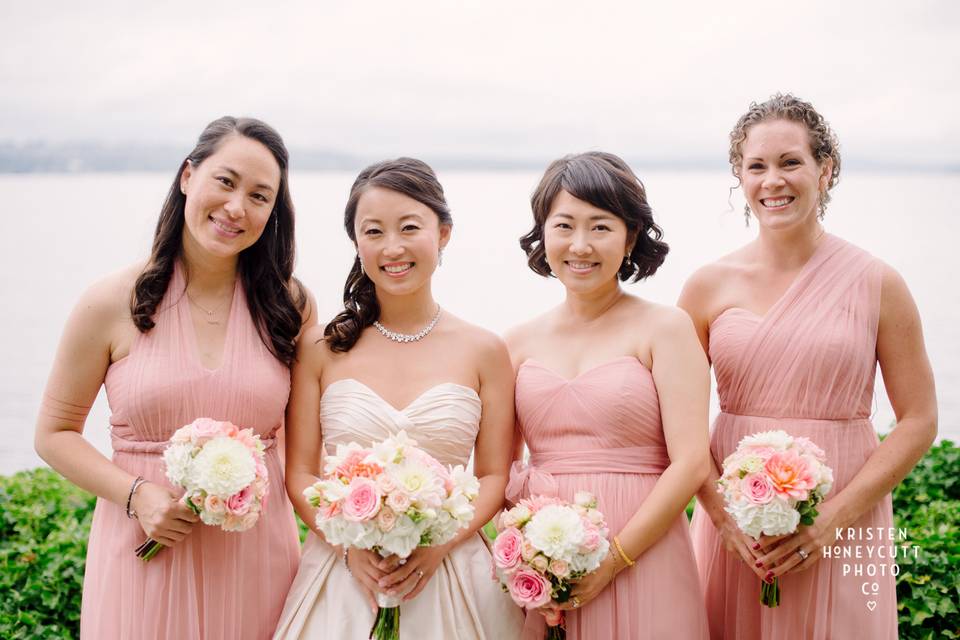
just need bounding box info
[373,306,442,343]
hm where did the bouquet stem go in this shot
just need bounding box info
[760,577,780,607]
[545,623,565,640]
[369,606,400,640]
[135,538,164,562]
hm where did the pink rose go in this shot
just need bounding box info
[227,486,254,515]
[492,527,523,571]
[548,558,570,578]
[521,538,538,562]
[507,566,552,609]
[581,524,602,552]
[386,491,411,514]
[531,555,549,573]
[376,474,398,494]
[377,507,398,532]
[235,427,259,451]
[190,418,223,443]
[741,472,775,505]
[170,425,193,444]
[204,494,226,514]
[342,478,382,521]
[765,451,817,499]
[543,608,564,627]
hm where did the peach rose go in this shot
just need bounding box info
[765,450,816,500]
[342,478,381,521]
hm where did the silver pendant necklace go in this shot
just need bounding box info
[374,306,442,343]
[186,290,230,325]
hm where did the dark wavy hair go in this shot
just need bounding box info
[520,152,668,282]
[130,116,305,366]
[324,158,452,353]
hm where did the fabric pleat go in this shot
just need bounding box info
[512,356,710,640]
[690,234,897,639]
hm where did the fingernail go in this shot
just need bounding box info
[752,543,761,550]
[755,561,763,568]
[764,571,773,580]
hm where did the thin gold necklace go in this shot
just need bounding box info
[186,289,231,325]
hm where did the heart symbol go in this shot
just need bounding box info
[867,601,877,611]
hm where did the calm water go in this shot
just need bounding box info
[2,171,957,473]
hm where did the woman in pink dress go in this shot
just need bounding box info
[34,117,315,639]
[680,94,938,639]
[505,152,711,639]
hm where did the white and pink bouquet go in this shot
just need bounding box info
[492,492,610,640]
[717,429,834,606]
[305,430,479,640]
[136,418,269,561]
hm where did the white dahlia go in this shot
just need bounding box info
[191,437,256,497]
[524,504,585,559]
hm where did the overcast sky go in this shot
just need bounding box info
[2,0,958,165]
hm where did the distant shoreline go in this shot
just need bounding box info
[1,142,957,174]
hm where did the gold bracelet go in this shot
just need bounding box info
[613,536,635,567]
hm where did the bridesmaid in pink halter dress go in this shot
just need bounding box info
[35,117,314,639]
[680,95,937,640]
[506,152,711,639]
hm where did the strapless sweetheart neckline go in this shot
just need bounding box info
[321,378,480,414]
[519,355,649,382]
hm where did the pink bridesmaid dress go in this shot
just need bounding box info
[690,234,898,639]
[80,262,301,640]
[507,356,710,640]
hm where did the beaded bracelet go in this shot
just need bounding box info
[125,476,147,519]
[613,536,635,568]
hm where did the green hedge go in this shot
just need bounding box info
[2,441,958,639]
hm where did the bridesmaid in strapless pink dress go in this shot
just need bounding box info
[507,151,710,640]
[508,356,709,639]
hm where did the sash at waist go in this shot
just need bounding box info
[505,446,669,503]
[111,431,278,455]
[717,412,872,427]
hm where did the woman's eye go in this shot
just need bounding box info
[252,193,268,203]
[784,159,801,167]
[593,224,611,232]
[748,163,763,171]
[402,225,420,232]
[554,223,572,229]
[364,228,382,236]
[216,176,234,187]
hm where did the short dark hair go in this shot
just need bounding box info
[520,152,668,282]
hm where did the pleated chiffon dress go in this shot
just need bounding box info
[508,356,709,640]
[689,234,898,639]
[80,262,300,640]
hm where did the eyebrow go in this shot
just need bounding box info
[745,151,804,161]
[217,166,276,193]
[552,212,616,221]
[359,213,425,225]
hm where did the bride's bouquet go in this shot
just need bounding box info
[492,492,610,640]
[305,430,480,640]
[717,430,834,606]
[137,418,269,561]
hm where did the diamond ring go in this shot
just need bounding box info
[796,548,810,561]
[572,596,581,609]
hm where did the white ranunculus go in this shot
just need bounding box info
[162,443,195,488]
[191,437,257,497]
[450,465,480,499]
[524,505,585,559]
[739,430,792,450]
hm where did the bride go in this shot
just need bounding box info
[273,158,524,639]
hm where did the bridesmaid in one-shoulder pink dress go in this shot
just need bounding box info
[681,95,937,640]
[35,117,312,640]
[507,152,710,639]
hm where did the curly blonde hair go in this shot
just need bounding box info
[729,93,841,218]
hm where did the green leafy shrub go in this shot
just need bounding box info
[893,440,960,639]
[0,468,95,640]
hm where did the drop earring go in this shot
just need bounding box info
[438,249,444,267]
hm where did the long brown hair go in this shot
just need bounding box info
[324,158,451,353]
[130,116,305,366]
